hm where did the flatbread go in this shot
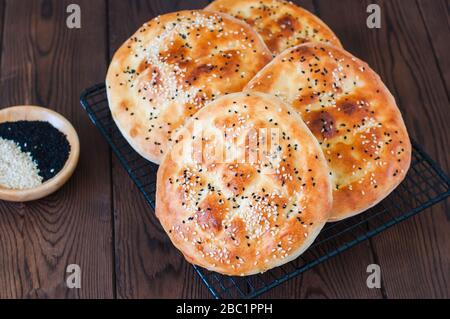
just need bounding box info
[206,0,342,54]
[106,10,272,164]
[246,44,411,221]
[156,92,332,275]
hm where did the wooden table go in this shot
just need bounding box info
[0,0,448,299]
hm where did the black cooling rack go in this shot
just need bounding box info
[80,83,450,299]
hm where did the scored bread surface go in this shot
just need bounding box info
[206,0,342,54]
[245,44,411,221]
[106,10,272,164]
[156,92,332,276]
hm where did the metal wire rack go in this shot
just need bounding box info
[81,83,450,299]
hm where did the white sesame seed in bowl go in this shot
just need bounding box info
[0,137,43,190]
[0,106,80,202]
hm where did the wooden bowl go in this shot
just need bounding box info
[0,106,80,202]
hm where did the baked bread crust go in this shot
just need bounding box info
[206,0,342,54]
[106,10,272,164]
[245,44,411,221]
[156,92,332,275]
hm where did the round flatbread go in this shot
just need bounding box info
[106,10,272,164]
[156,92,332,276]
[206,0,342,54]
[246,44,411,221]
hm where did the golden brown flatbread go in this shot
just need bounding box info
[156,92,332,275]
[106,10,272,164]
[246,44,411,221]
[206,0,342,54]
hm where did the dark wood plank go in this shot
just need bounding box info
[317,0,449,171]
[108,0,211,299]
[315,0,450,298]
[417,0,450,95]
[0,1,4,51]
[260,0,383,299]
[0,0,113,298]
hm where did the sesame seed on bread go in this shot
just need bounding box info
[246,44,411,221]
[106,10,272,164]
[206,0,342,54]
[156,92,332,276]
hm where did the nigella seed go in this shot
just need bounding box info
[0,121,71,182]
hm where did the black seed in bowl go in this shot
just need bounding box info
[0,121,71,182]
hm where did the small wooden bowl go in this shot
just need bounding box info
[0,106,80,202]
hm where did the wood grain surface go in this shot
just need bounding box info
[417,0,450,96]
[0,0,113,298]
[107,0,212,299]
[313,0,450,299]
[0,0,448,299]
